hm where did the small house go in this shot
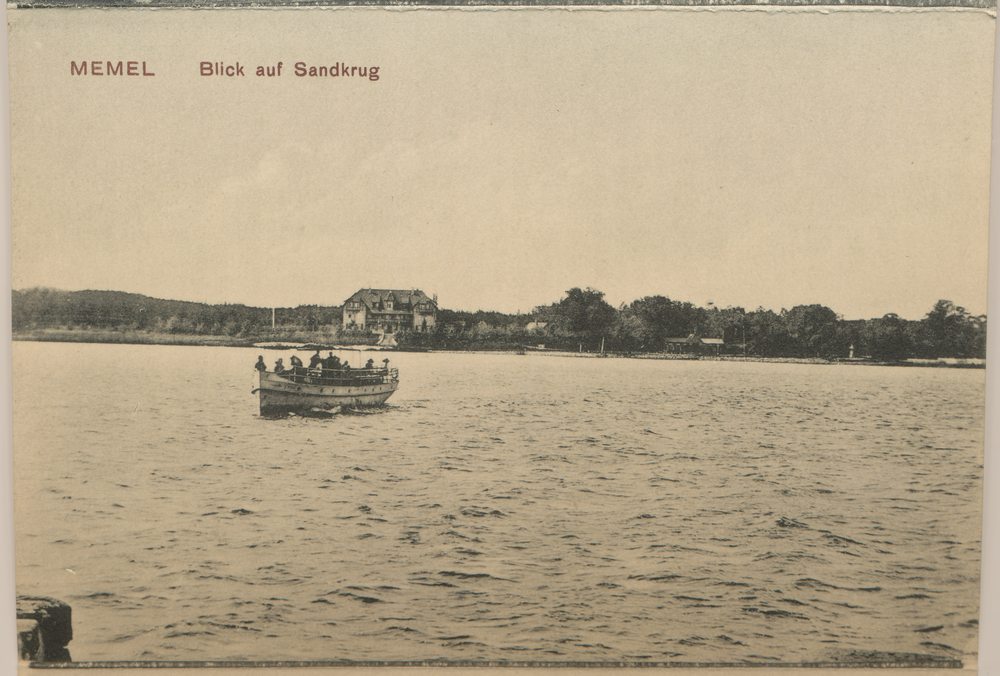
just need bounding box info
[664,334,724,355]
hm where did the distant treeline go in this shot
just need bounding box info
[12,288,339,337]
[12,286,987,360]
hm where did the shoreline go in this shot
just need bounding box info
[12,330,985,368]
[428,349,985,368]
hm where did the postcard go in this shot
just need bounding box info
[4,1,997,674]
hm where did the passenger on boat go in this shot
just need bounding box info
[274,358,285,373]
[382,358,390,373]
[321,353,341,383]
[287,354,305,382]
[365,359,375,370]
[255,356,267,372]
[309,351,323,369]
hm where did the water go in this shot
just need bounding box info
[13,342,984,663]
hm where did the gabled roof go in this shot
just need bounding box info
[344,288,437,312]
[665,334,698,344]
[664,334,724,344]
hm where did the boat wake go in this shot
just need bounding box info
[257,404,397,420]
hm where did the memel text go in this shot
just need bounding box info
[200,62,246,77]
[70,61,154,76]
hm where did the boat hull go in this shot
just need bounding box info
[256,371,398,416]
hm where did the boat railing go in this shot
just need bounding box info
[270,367,398,386]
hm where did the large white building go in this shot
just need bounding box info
[342,288,438,333]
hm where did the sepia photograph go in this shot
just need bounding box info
[4,2,996,672]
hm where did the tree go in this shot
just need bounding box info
[702,306,746,349]
[610,306,648,352]
[860,313,914,361]
[625,296,674,350]
[784,304,840,357]
[745,307,792,357]
[920,300,984,358]
[551,288,617,348]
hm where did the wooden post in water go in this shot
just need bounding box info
[17,596,72,662]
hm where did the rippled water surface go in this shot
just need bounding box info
[13,343,984,663]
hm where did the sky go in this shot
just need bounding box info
[7,8,995,320]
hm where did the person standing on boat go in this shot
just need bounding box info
[288,354,304,382]
[309,351,323,369]
[274,358,285,373]
[365,358,375,370]
[255,356,267,373]
[322,353,338,383]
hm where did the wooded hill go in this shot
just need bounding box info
[12,288,339,337]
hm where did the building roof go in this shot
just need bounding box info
[665,334,724,345]
[345,288,437,312]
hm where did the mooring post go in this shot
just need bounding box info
[16,596,72,662]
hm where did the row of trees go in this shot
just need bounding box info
[11,286,987,360]
[416,289,986,360]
